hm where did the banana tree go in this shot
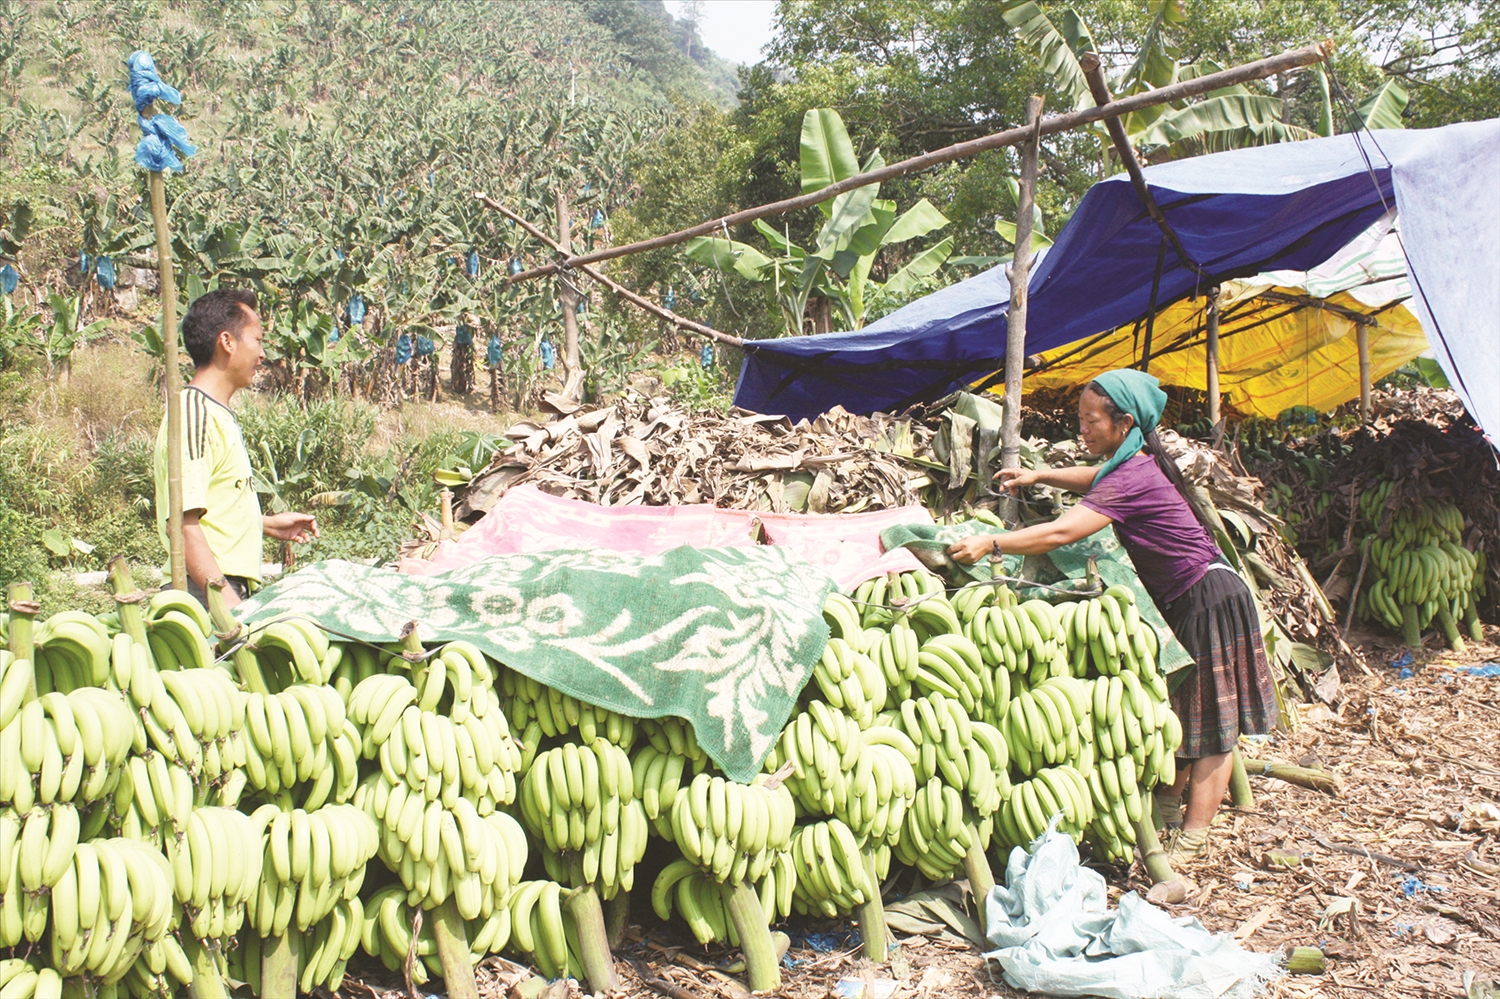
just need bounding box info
[683,108,952,334]
[1002,0,1316,168]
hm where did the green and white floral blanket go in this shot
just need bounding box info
[237,547,836,782]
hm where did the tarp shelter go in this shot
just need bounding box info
[1025,211,1430,418]
[732,119,1500,447]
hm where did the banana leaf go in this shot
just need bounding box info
[1000,1,1096,110]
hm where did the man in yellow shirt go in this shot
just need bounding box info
[154,288,318,608]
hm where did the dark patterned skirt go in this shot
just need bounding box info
[1160,565,1278,759]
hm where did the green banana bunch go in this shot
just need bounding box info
[44,836,176,981]
[761,701,859,816]
[248,618,338,687]
[243,803,378,940]
[362,883,517,984]
[143,609,217,674]
[0,960,61,999]
[638,715,709,771]
[0,685,136,821]
[809,637,886,727]
[891,777,986,882]
[1002,676,1093,777]
[852,570,944,630]
[972,595,1072,690]
[631,742,695,844]
[870,620,919,701]
[408,640,495,724]
[1083,755,1146,863]
[33,610,112,693]
[517,739,647,899]
[1055,585,1158,679]
[500,668,637,750]
[241,685,358,805]
[669,773,795,885]
[501,879,579,981]
[237,894,364,995]
[1089,672,1178,786]
[358,769,528,916]
[0,654,33,733]
[996,764,1093,848]
[894,692,1004,813]
[654,853,797,940]
[788,817,875,917]
[822,592,868,649]
[346,672,522,813]
[846,727,919,845]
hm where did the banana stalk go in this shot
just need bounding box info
[563,884,619,993]
[858,849,890,963]
[1132,810,1175,885]
[185,936,229,999]
[604,892,629,950]
[261,932,299,999]
[962,841,995,928]
[204,585,270,695]
[1435,605,1465,653]
[1401,603,1422,649]
[5,582,36,689]
[106,557,152,654]
[721,881,781,992]
[431,897,479,999]
[1228,749,1254,808]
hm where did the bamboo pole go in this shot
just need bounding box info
[1356,323,1371,421]
[1000,95,1044,521]
[505,42,1332,283]
[474,194,745,347]
[148,167,186,591]
[1205,286,1221,425]
[555,190,582,401]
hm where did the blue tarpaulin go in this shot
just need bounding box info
[733,120,1500,449]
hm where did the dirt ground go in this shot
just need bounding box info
[344,630,1500,999]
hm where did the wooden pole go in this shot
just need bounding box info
[555,190,582,401]
[149,168,186,591]
[1205,286,1221,425]
[505,42,1332,283]
[475,194,745,347]
[1081,55,1209,280]
[1001,96,1045,520]
[1356,323,1371,421]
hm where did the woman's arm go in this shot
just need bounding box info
[946,504,1114,564]
[998,465,1100,494]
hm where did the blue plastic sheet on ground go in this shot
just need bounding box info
[984,825,1281,998]
[1390,651,1414,670]
[1401,875,1444,896]
[1457,663,1500,677]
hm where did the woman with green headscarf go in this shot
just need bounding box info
[947,369,1276,863]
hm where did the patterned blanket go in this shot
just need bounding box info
[237,546,836,781]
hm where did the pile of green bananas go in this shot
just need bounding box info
[516,739,648,899]
[361,883,518,984]
[1355,484,1486,649]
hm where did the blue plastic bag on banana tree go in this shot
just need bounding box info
[984,825,1282,999]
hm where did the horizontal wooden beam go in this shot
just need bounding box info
[497,40,1333,285]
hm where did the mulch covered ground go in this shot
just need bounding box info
[347,629,1500,999]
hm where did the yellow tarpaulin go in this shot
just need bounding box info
[1020,283,1429,418]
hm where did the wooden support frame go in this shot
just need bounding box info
[1000,96,1045,518]
[499,43,1331,284]
[1205,286,1221,425]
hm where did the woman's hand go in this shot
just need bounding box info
[995,467,1041,494]
[946,534,1001,565]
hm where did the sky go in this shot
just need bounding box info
[663,0,778,67]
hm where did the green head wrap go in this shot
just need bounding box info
[1088,369,1168,483]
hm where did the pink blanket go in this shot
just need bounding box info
[400,484,932,591]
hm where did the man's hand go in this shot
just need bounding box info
[263,512,320,543]
[947,534,1002,565]
[995,467,1041,494]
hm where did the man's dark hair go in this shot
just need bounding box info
[182,288,258,368]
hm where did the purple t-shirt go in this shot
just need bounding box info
[1079,454,1222,606]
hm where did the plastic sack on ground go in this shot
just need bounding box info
[984,826,1282,999]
